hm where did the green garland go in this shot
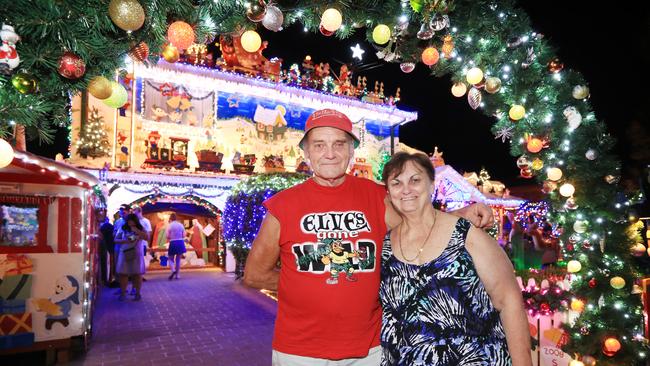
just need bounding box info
[2,0,646,363]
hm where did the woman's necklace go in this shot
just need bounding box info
[398,210,437,263]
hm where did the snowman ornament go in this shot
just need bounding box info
[0,24,20,74]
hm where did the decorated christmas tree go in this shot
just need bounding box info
[75,107,110,158]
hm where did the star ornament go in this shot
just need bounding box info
[350,44,365,60]
[494,125,515,143]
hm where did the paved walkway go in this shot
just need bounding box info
[78,270,276,366]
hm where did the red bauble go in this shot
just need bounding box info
[588,278,597,288]
[540,302,550,313]
[58,51,86,79]
[319,24,334,37]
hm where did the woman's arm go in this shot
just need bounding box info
[466,226,532,366]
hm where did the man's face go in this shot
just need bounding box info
[303,127,353,183]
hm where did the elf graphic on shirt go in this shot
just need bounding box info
[321,238,358,285]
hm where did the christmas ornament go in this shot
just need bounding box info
[542,180,557,194]
[421,47,439,66]
[11,72,38,94]
[58,51,86,79]
[572,85,590,99]
[350,44,365,60]
[521,47,536,69]
[569,361,584,366]
[416,23,434,40]
[320,8,343,33]
[400,62,415,73]
[0,24,20,74]
[451,82,467,97]
[531,158,544,170]
[429,14,449,31]
[129,41,149,63]
[466,67,483,85]
[241,30,262,53]
[520,168,533,179]
[516,155,531,169]
[573,220,587,233]
[526,137,544,153]
[186,43,208,65]
[564,197,578,210]
[167,21,195,50]
[580,325,590,335]
[509,105,526,121]
[566,260,582,273]
[372,24,391,45]
[585,149,597,160]
[610,276,625,289]
[88,76,113,99]
[559,183,575,197]
[632,284,643,294]
[631,243,646,257]
[507,37,523,48]
[570,299,585,312]
[588,278,597,288]
[161,44,180,63]
[540,302,550,313]
[108,0,145,31]
[467,87,482,110]
[604,175,619,184]
[581,356,596,366]
[262,5,283,32]
[547,58,564,73]
[319,25,334,37]
[441,35,454,57]
[484,77,501,94]
[246,1,267,22]
[0,138,14,168]
[602,337,621,357]
[103,81,128,108]
[546,167,563,181]
[563,106,582,131]
[494,125,514,142]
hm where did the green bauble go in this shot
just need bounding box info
[11,72,38,94]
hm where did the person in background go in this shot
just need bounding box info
[133,206,152,281]
[98,209,115,286]
[380,152,531,365]
[112,205,130,293]
[166,213,186,280]
[114,213,147,301]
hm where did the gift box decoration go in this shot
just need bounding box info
[0,298,26,314]
[1,254,34,276]
[0,332,34,350]
[0,274,33,301]
[0,312,32,335]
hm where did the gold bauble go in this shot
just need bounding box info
[441,35,454,57]
[484,77,502,94]
[573,220,587,234]
[568,361,584,366]
[372,24,391,45]
[509,104,526,121]
[609,276,625,290]
[466,67,483,85]
[559,183,575,197]
[531,158,544,170]
[88,76,113,100]
[581,356,596,366]
[570,299,585,312]
[547,167,563,181]
[241,30,262,53]
[566,260,582,273]
[0,138,15,169]
[631,243,647,257]
[320,8,343,32]
[451,82,467,97]
[108,0,145,32]
[161,44,180,63]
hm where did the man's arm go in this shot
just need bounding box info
[243,213,281,291]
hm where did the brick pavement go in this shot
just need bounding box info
[77,269,277,366]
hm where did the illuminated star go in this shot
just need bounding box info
[350,44,365,60]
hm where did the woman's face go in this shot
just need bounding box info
[127,219,138,228]
[387,161,434,215]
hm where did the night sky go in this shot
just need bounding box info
[29,1,650,188]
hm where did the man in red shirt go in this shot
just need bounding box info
[244,109,492,365]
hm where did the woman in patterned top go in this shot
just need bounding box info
[380,152,531,366]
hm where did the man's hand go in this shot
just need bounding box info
[451,203,494,228]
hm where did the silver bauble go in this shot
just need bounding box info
[585,149,597,161]
[400,62,415,73]
[416,23,434,40]
[262,5,284,32]
[429,14,449,31]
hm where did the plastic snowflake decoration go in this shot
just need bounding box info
[494,125,514,142]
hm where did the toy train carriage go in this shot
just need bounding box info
[231,154,256,175]
[195,150,225,173]
[144,136,189,170]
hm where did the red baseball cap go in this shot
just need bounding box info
[299,109,360,149]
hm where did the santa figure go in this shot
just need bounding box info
[0,24,20,74]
